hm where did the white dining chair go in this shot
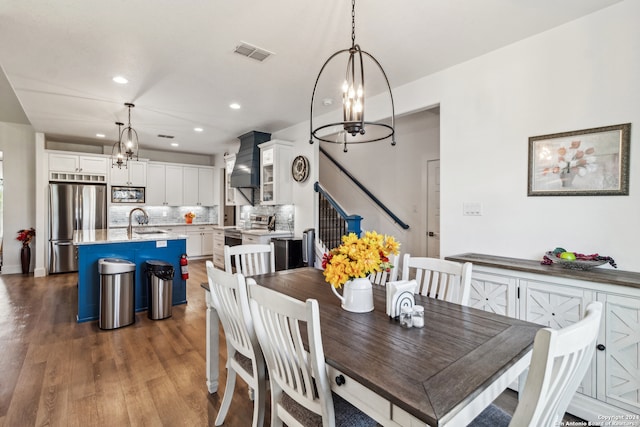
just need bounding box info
[206,261,266,427]
[224,242,275,276]
[369,253,399,286]
[247,284,377,427]
[401,254,472,305]
[469,301,603,427]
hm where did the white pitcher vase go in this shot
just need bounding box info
[330,277,374,313]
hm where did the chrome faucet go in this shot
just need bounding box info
[128,207,149,238]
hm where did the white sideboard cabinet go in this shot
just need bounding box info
[446,253,640,422]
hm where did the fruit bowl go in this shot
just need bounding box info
[544,251,609,270]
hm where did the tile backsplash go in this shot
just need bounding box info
[110,205,218,226]
[239,204,294,232]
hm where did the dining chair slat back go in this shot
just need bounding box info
[512,301,603,426]
[206,261,266,427]
[248,284,376,427]
[469,301,603,427]
[224,243,275,276]
[401,254,472,305]
[369,253,399,286]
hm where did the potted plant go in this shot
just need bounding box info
[16,227,36,274]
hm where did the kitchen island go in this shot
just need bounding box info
[74,229,187,323]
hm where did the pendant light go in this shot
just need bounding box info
[111,121,126,169]
[309,0,396,152]
[121,102,139,161]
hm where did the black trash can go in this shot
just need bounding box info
[98,258,136,330]
[145,260,174,320]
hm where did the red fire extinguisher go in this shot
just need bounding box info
[180,254,189,280]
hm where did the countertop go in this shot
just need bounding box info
[73,228,187,245]
[446,253,640,289]
[240,229,293,237]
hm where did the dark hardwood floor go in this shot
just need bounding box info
[0,259,582,426]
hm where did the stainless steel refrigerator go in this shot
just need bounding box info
[49,183,107,273]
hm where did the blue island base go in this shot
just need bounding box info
[76,239,187,323]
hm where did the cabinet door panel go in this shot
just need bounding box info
[468,271,517,317]
[598,293,640,413]
[146,164,166,205]
[164,165,183,206]
[49,153,79,172]
[128,162,147,186]
[79,156,108,174]
[521,279,595,397]
[182,167,199,205]
[198,168,216,206]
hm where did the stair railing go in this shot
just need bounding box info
[320,146,409,230]
[314,182,361,250]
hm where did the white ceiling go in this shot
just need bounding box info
[0,0,623,156]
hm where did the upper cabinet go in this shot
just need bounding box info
[146,163,183,206]
[110,161,147,187]
[49,152,108,182]
[183,166,218,206]
[224,154,237,206]
[259,140,293,205]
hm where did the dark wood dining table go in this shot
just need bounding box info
[203,267,542,426]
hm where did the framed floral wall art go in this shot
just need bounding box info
[527,123,630,196]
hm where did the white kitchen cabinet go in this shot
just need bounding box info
[446,253,640,422]
[212,228,225,269]
[49,152,108,182]
[110,161,147,186]
[186,225,214,257]
[183,166,217,206]
[258,140,293,205]
[224,154,237,206]
[146,162,183,206]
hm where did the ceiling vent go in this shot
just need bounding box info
[234,42,273,62]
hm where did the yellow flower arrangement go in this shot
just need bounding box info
[322,231,400,288]
[184,212,196,219]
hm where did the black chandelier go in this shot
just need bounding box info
[309,0,396,152]
[121,102,139,161]
[111,121,126,169]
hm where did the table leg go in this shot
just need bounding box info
[205,289,219,393]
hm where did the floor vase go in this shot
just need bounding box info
[21,245,31,274]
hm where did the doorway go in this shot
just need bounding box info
[426,159,440,258]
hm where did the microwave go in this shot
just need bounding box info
[111,186,145,203]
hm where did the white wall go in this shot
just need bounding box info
[281,0,640,272]
[0,122,36,273]
[319,109,440,258]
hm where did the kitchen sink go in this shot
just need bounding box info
[134,230,168,235]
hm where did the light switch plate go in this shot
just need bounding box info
[463,202,482,216]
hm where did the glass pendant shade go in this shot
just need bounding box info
[111,121,127,169]
[121,102,139,161]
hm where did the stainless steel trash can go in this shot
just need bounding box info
[145,260,174,320]
[98,258,135,330]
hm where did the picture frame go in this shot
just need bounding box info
[527,123,630,196]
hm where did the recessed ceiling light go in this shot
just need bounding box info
[229,103,241,110]
[171,142,179,147]
[112,76,128,84]
[194,127,204,132]
[96,133,106,138]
